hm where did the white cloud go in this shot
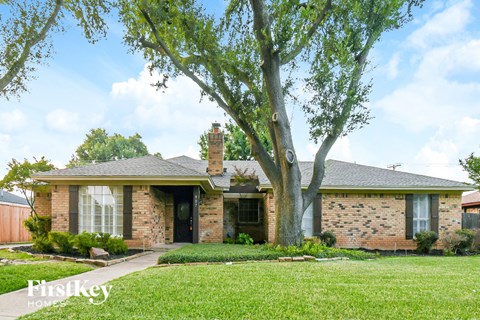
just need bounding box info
[386,53,400,79]
[110,65,225,155]
[0,109,28,132]
[303,137,353,162]
[408,0,473,49]
[45,109,81,132]
[411,116,480,181]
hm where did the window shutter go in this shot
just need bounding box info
[313,194,322,237]
[405,194,413,240]
[123,186,133,240]
[430,194,439,234]
[69,185,79,234]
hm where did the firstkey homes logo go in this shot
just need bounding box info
[27,280,112,307]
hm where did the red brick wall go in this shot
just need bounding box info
[164,193,174,244]
[199,192,223,243]
[208,132,224,175]
[51,185,69,232]
[264,193,276,243]
[264,191,463,250]
[34,192,52,217]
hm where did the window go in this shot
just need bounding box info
[413,194,430,235]
[79,186,123,236]
[301,203,313,237]
[238,199,260,223]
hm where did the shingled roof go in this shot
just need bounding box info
[0,190,28,206]
[33,155,472,191]
[463,191,480,206]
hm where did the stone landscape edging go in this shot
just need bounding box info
[8,248,153,267]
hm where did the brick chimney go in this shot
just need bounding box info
[208,122,224,175]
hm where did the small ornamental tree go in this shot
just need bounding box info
[460,153,480,189]
[118,0,424,245]
[0,156,55,217]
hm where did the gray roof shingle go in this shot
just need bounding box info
[33,155,471,191]
[0,190,29,206]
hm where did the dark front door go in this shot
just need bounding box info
[174,193,193,243]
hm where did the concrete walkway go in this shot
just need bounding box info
[0,251,163,319]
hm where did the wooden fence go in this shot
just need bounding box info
[462,212,480,229]
[0,203,31,243]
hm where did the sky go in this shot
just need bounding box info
[0,0,479,185]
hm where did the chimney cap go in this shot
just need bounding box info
[212,122,221,129]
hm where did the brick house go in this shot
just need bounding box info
[462,191,480,214]
[32,124,472,250]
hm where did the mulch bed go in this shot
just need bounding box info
[13,246,146,261]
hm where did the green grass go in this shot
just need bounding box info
[158,243,375,264]
[0,249,42,261]
[158,243,284,263]
[21,256,480,319]
[0,262,93,295]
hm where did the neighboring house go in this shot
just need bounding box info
[0,190,29,206]
[462,191,480,214]
[32,124,473,250]
[0,190,31,243]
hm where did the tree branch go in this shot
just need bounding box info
[280,0,332,65]
[0,0,63,93]
[138,6,279,181]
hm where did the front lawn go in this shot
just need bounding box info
[0,262,93,295]
[21,256,480,319]
[0,249,42,261]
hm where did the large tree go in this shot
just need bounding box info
[198,121,272,160]
[68,128,158,167]
[116,0,422,245]
[460,153,480,189]
[0,0,110,98]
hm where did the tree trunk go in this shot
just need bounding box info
[272,162,305,246]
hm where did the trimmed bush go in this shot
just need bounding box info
[33,236,54,253]
[48,231,74,254]
[442,232,466,255]
[415,231,438,254]
[237,233,254,245]
[106,237,128,255]
[74,232,100,256]
[320,231,336,247]
[454,229,474,254]
[272,241,375,260]
[24,215,51,240]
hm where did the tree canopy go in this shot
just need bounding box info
[117,0,423,245]
[198,121,272,160]
[0,157,56,216]
[68,128,159,167]
[0,0,110,99]
[460,153,480,189]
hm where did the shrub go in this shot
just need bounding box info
[237,233,254,245]
[96,232,111,249]
[472,229,480,252]
[320,231,336,247]
[415,231,438,254]
[223,237,235,244]
[33,236,54,253]
[74,232,100,256]
[23,215,51,239]
[48,231,74,254]
[442,232,466,255]
[106,237,128,255]
[455,229,474,254]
